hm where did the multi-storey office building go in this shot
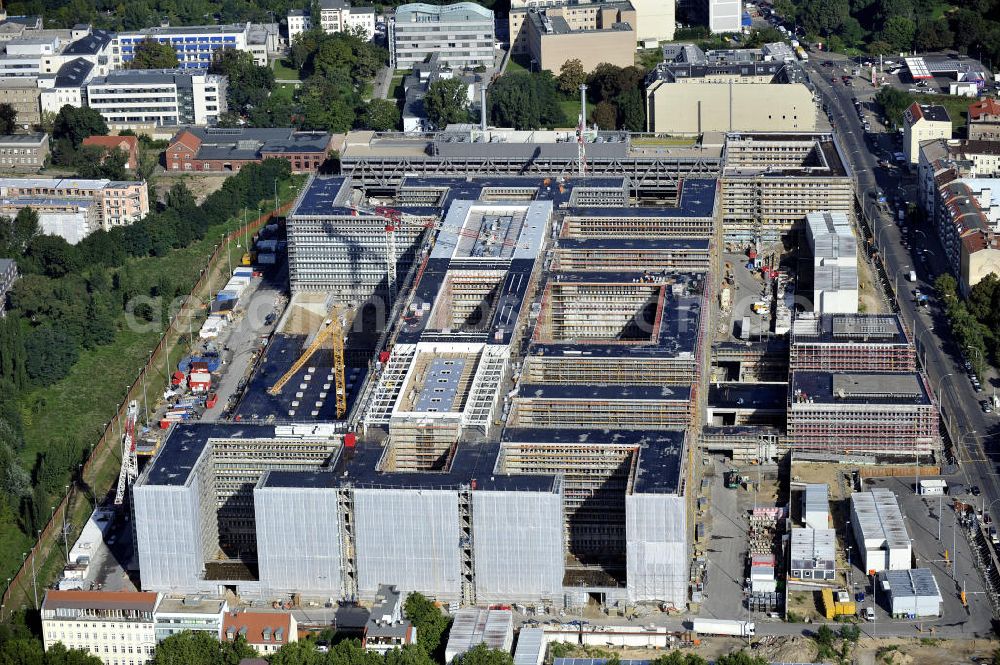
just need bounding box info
[390,3,495,70]
[721,132,854,245]
[509,0,673,47]
[85,69,226,128]
[787,371,939,456]
[789,313,915,373]
[153,596,227,642]
[41,590,160,665]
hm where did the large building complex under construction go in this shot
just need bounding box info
[133,171,718,610]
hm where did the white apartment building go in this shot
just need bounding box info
[41,590,160,665]
[85,69,226,128]
[904,102,951,164]
[39,57,93,114]
[287,0,377,41]
[153,596,228,642]
[390,3,495,70]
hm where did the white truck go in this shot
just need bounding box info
[690,618,756,637]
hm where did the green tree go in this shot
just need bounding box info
[874,85,913,128]
[992,646,1000,665]
[404,592,451,656]
[798,0,850,36]
[914,19,953,51]
[453,644,514,665]
[210,48,274,117]
[0,103,17,134]
[557,58,586,95]
[593,101,617,129]
[715,651,768,665]
[52,106,108,147]
[363,98,401,131]
[880,15,916,50]
[384,645,437,665]
[488,71,565,130]
[424,77,470,129]
[615,88,645,132]
[75,145,129,180]
[153,630,231,665]
[130,37,179,69]
[651,653,707,665]
[270,640,325,665]
[23,326,78,386]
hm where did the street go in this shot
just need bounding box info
[807,55,1000,613]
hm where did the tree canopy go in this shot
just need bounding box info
[129,37,180,69]
[424,78,470,129]
[52,106,108,148]
[404,592,451,656]
[488,71,565,130]
[0,103,17,134]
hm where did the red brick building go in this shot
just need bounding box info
[165,127,334,173]
[82,134,139,169]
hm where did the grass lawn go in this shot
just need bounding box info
[635,48,662,70]
[911,92,972,133]
[271,83,297,103]
[559,99,582,127]
[631,136,698,147]
[272,58,300,81]
[505,55,531,74]
[390,74,406,105]
[2,176,306,608]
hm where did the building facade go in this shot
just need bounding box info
[41,590,160,665]
[0,258,17,316]
[82,135,139,169]
[390,3,494,70]
[222,611,297,655]
[903,103,950,164]
[645,45,815,134]
[113,24,259,69]
[509,0,672,47]
[0,76,40,125]
[85,69,226,128]
[166,127,333,173]
[0,132,48,171]
[968,98,1000,141]
[287,0,377,41]
[522,2,636,73]
[153,596,228,642]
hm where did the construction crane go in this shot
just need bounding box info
[267,305,348,419]
[114,400,139,506]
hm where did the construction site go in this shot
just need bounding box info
[124,126,950,624]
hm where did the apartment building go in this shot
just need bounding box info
[41,590,160,665]
[390,3,494,70]
[39,57,92,114]
[645,44,815,134]
[968,98,1000,141]
[903,103,950,164]
[85,69,226,128]
[113,24,260,69]
[363,585,418,655]
[522,2,636,72]
[0,132,48,171]
[0,76,40,125]
[510,0,671,47]
[287,0,377,41]
[153,596,228,642]
[222,611,297,655]
[0,34,63,78]
[0,177,149,241]
[918,139,1000,294]
[40,28,114,77]
[0,258,16,316]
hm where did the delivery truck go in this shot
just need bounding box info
[690,619,755,637]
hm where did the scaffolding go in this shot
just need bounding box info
[509,394,691,429]
[553,245,712,273]
[560,213,715,238]
[534,282,664,343]
[523,355,697,385]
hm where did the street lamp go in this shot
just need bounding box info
[933,372,955,403]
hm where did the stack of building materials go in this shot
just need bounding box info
[200,316,228,339]
[803,483,830,530]
[788,527,836,581]
[879,568,943,617]
[851,489,911,573]
[749,554,777,593]
[445,608,514,664]
[821,588,856,619]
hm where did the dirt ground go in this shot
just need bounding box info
[154,173,229,204]
[858,255,889,314]
[553,635,998,665]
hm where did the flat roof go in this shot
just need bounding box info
[140,423,281,487]
[791,371,930,405]
[516,383,691,401]
[791,313,908,345]
[566,178,717,219]
[42,590,159,612]
[0,133,45,145]
[155,596,227,615]
[258,469,339,489]
[332,441,559,492]
[880,568,942,600]
[708,382,787,410]
[289,176,353,216]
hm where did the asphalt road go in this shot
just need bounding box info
[807,55,1000,609]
